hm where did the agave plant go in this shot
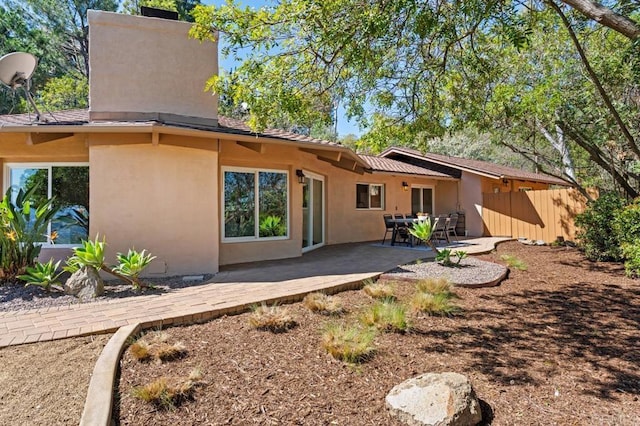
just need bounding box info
[113,249,157,290]
[65,235,155,290]
[18,259,63,292]
[408,218,439,254]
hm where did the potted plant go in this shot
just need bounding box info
[417,212,429,220]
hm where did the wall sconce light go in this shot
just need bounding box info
[502,177,509,186]
[402,181,409,191]
[296,169,306,184]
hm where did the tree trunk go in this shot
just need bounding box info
[559,0,640,40]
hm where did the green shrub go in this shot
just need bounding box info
[321,323,376,363]
[575,192,626,261]
[359,301,409,333]
[613,198,640,246]
[17,259,63,292]
[0,186,60,282]
[621,240,640,278]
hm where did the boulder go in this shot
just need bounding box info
[386,372,482,426]
[64,266,105,300]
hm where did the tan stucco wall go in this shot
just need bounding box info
[88,10,218,122]
[460,171,484,237]
[89,142,219,276]
[218,141,456,265]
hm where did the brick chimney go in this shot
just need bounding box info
[87,10,218,127]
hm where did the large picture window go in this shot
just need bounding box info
[223,167,288,241]
[356,183,384,209]
[5,164,89,245]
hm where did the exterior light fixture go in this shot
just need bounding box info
[296,169,306,184]
[402,181,409,191]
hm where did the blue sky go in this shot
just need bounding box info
[202,0,362,137]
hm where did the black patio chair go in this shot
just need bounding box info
[382,214,394,245]
[431,214,450,243]
[394,213,412,246]
[446,213,459,241]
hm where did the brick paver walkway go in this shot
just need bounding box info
[0,238,508,347]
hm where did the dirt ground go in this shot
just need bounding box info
[117,242,640,425]
[0,333,111,426]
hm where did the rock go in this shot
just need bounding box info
[386,372,482,426]
[64,267,105,300]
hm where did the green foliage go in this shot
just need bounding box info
[17,258,63,291]
[435,249,467,267]
[0,185,59,282]
[65,235,155,290]
[191,1,639,195]
[65,236,106,272]
[359,301,409,333]
[113,249,157,281]
[621,241,640,278]
[408,218,433,242]
[258,215,286,237]
[499,254,528,271]
[39,74,89,111]
[575,192,627,261]
[321,323,376,364]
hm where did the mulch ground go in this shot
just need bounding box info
[117,242,640,425]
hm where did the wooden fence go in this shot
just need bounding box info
[482,188,593,243]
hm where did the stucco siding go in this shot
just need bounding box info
[218,141,449,265]
[89,143,219,275]
[460,171,484,236]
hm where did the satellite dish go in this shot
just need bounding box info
[0,52,37,88]
[0,52,42,121]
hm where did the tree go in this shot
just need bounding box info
[191,0,639,197]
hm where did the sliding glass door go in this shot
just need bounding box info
[302,172,324,252]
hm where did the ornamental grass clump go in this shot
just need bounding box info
[303,292,344,315]
[410,292,460,316]
[129,332,187,363]
[359,301,409,333]
[500,254,528,271]
[362,280,395,301]
[248,303,297,332]
[321,323,376,363]
[415,277,456,298]
[132,368,204,410]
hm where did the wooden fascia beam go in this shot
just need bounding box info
[27,132,74,145]
[318,156,365,174]
[300,147,342,162]
[237,141,265,154]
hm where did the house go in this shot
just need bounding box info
[379,147,569,237]
[0,10,568,277]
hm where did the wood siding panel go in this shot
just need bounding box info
[482,188,592,243]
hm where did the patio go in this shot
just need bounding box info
[0,238,508,348]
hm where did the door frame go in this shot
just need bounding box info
[411,184,435,215]
[302,170,325,253]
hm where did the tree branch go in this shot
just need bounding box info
[559,0,640,40]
